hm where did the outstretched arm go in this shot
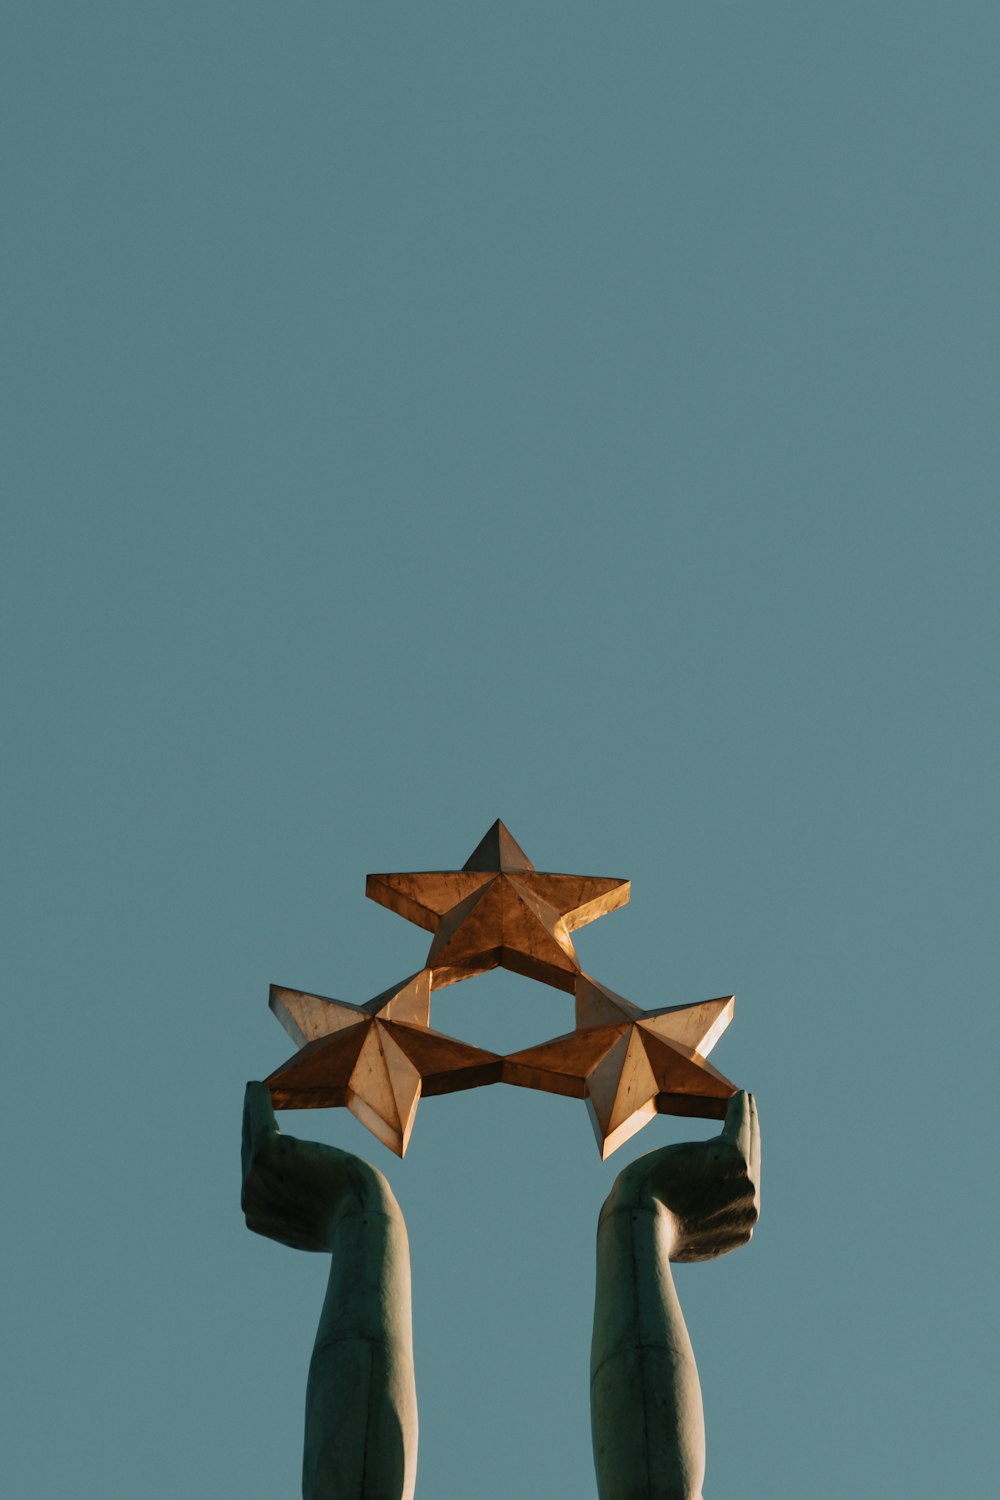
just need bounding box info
[242,1082,418,1500]
[590,1092,760,1500]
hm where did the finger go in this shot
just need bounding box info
[673,1221,755,1263]
[242,1081,280,1170]
[720,1089,753,1164]
[748,1092,761,1194]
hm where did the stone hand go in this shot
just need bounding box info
[606,1090,761,1263]
[241,1083,418,1499]
[241,1081,391,1253]
[591,1095,761,1498]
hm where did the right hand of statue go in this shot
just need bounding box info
[242,1082,390,1252]
[607,1090,761,1263]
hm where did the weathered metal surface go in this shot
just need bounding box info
[504,977,737,1158]
[365,819,630,991]
[262,824,741,1159]
[264,971,502,1156]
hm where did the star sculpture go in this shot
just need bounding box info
[264,970,502,1156]
[259,823,744,1159]
[503,974,738,1158]
[365,819,630,991]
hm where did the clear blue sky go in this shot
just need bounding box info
[3,5,997,1496]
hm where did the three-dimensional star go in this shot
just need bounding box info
[264,970,502,1156]
[365,820,630,992]
[503,975,737,1158]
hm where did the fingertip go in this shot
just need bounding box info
[749,1091,762,1185]
[244,1081,279,1136]
[721,1088,750,1137]
[244,1079,266,1110]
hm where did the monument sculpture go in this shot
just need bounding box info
[244,821,761,1499]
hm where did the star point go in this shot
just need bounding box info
[461,818,534,872]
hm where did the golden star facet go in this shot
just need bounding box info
[264,971,502,1156]
[365,820,630,991]
[503,975,738,1159]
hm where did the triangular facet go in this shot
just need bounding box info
[575,974,641,1029]
[584,1030,629,1140]
[385,1022,503,1096]
[498,878,580,990]
[519,872,630,931]
[346,1028,406,1154]
[377,1026,423,1155]
[264,1022,369,1107]
[270,986,366,1046]
[365,870,486,929]
[596,1095,658,1158]
[504,877,577,960]
[639,996,734,1058]
[462,820,535,873]
[587,1027,659,1158]
[427,877,503,973]
[366,970,431,1028]
[641,1030,737,1101]
[347,1093,404,1156]
[504,1024,626,1098]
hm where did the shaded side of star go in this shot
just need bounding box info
[365,819,630,991]
[503,975,737,1159]
[264,971,501,1156]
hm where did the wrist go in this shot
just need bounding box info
[600,1156,667,1221]
[322,1161,403,1235]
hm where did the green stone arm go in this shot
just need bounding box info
[242,1083,418,1500]
[590,1092,760,1500]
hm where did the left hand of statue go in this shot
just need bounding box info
[608,1091,761,1262]
[241,1081,391,1252]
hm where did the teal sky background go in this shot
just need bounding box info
[3,5,997,1496]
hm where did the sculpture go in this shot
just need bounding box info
[365,818,630,990]
[242,1082,760,1500]
[243,1082,418,1500]
[266,970,502,1156]
[263,822,739,1157]
[244,823,761,1497]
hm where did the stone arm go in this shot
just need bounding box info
[590,1092,761,1500]
[241,1082,418,1500]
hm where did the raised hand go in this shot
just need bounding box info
[242,1080,393,1252]
[604,1090,761,1262]
[241,1084,418,1500]
[591,1093,762,1500]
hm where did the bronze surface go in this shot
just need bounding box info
[261,823,743,1158]
[365,819,630,991]
[265,970,502,1156]
[503,976,737,1158]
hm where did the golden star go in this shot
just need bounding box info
[264,970,502,1156]
[365,820,630,992]
[503,975,737,1158]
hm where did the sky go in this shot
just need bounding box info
[3,4,998,1497]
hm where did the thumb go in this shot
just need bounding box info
[719,1089,753,1165]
